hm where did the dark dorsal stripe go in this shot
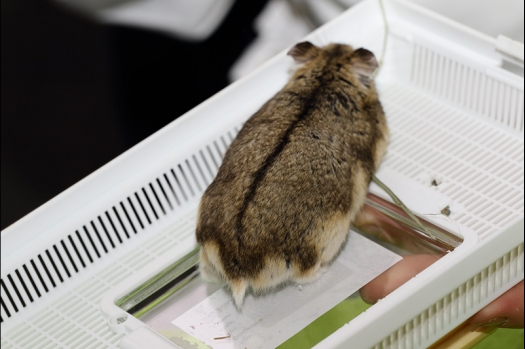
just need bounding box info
[234,50,357,251]
[235,93,316,250]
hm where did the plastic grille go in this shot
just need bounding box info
[411,44,525,134]
[0,154,220,348]
[0,206,204,348]
[379,83,524,239]
[372,243,524,349]
[0,128,245,326]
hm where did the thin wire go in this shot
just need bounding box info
[371,174,436,240]
[369,0,438,239]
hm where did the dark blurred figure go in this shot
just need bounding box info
[108,0,270,146]
[1,0,268,229]
[1,0,125,229]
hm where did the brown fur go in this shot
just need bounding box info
[196,42,389,307]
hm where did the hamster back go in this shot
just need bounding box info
[196,41,389,307]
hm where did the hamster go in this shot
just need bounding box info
[196,41,389,308]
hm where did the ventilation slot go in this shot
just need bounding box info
[156,178,173,211]
[1,279,19,317]
[0,131,239,325]
[373,243,524,348]
[126,197,144,230]
[379,84,524,239]
[411,44,525,133]
[22,264,41,299]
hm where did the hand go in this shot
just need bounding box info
[360,254,524,328]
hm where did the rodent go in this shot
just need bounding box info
[196,41,389,308]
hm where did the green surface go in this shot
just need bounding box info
[278,296,524,349]
[278,296,371,349]
[474,328,524,349]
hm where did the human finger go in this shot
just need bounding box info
[360,254,441,304]
[467,280,524,329]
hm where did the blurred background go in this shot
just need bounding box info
[2,0,523,231]
[2,0,127,230]
[1,0,271,229]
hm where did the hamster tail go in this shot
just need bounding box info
[231,279,248,309]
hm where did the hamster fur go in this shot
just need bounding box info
[196,41,389,308]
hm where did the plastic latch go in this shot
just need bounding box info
[108,312,130,334]
[496,35,524,67]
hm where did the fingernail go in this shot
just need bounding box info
[477,317,509,327]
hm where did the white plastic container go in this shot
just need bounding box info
[1,0,523,348]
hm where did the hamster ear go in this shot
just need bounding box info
[350,48,379,88]
[287,41,320,63]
